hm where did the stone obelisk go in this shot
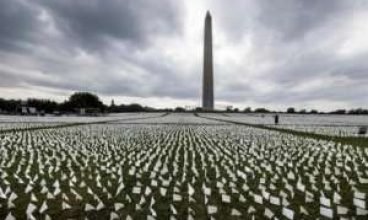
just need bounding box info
[202,11,214,110]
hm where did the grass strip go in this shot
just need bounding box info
[0,113,169,134]
[195,113,368,148]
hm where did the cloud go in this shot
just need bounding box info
[209,0,368,110]
[0,0,368,111]
[0,0,43,52]
[37,0,182,51]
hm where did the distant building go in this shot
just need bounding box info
[21,106,37,115]
[77,108,101,116]
[226,106,233,112]
[53,111,62,116]
[79,108,86,115]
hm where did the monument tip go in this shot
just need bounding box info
[206,10,211,17]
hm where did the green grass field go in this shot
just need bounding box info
[0,113,367,219]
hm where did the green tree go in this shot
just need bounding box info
[174,107,186,112]
[65,92,104,111]
[287,107,296,113]
[243,107,252,113]
[254,108,270,113]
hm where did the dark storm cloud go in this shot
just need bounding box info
[37,0,182,51]
[214,0,362,41]
[0,0,42,51]
[0,0,368,109]
[210,0,368,108]
[255,0,347,41]
[0,0,187,99]
[0,0,182,52]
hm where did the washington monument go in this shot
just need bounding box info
[202,11,214,110]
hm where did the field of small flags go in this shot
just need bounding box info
[0,113,367,219]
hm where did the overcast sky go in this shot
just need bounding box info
[1,0,368,111]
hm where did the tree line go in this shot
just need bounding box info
[0,92,168,114]
[0,92,103,114]
[224,107,368,115]
[0,92,367,115]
